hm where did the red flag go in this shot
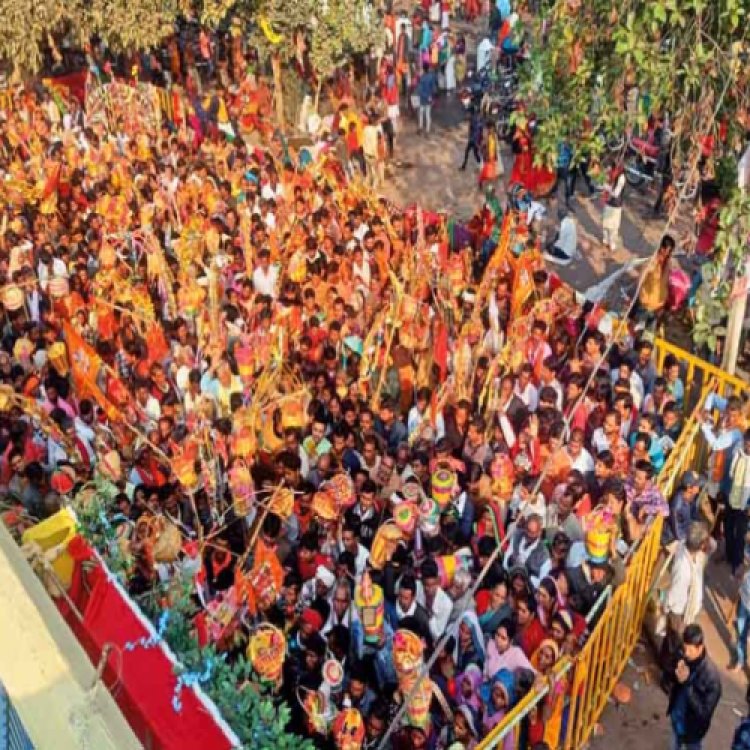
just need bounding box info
[434,320,449,383]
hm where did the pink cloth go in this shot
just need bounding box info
[41,397,77,419]
[483,641,535,681]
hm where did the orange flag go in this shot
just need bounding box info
[62,322,121,421]
[511,250,536,318]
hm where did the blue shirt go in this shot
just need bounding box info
[629,432,665,471]
[469,112,483,144]
[496,0,511,19]
[733,717,750,750]
[417,71,437,105]
[351,619,397,689]
[558,143,573,169]
[662,490,698,546]
[670,668,698,738]
[420,26,433,51]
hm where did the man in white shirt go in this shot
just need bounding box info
[567,429,595,476]
[159,163,180,196]
[135,381,161,427]
[544,208,578,266]
[252,249,278,298]
[362,116,382,189]
[611,360,645,411]
[352,214,370,243]
[407,387,446,445]
[37,251,69,293]
[322,583,354,636]
[662,522,709,669]
[300,565,336,610]
[416,558,453,642]
[539,358,564,410]
[352,246,371,290]
[514,364,539,412]
[339,522,370,576]
[476,36,494,73]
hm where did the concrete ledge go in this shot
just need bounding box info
[0,522,142,750]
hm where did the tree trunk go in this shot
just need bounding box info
[271,53,285,131]
[314,77,323,113]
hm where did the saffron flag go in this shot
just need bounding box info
[62,322,121,421]
[511,250,536,318]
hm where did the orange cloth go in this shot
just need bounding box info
[63,322,122,421]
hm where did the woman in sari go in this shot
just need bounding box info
[477,575,512,638]
[528,639,568,747]
[454,610,486,673]
[484,619,535,680]
[479,125,500,188]
[536,575,564,631]
[455,663,483,714]
[516,591,547,658]
[509,121,556,197]
[464,0,480,22]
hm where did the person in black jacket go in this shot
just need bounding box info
[667,624,721,749]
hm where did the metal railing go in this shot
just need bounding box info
[653,337,749,415]
[478,338,740,750]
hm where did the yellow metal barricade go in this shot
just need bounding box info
[477,339,744,750]
[562,513,663,749]
[653,337,749,413]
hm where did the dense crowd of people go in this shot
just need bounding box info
[1,3,746,750]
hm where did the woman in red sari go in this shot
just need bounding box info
[510,122,556,197]
[464,0,480,21]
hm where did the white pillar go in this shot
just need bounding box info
[722,288,748,376]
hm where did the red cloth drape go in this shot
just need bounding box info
[61,535,234,750]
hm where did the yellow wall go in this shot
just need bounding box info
[0,523,142,750]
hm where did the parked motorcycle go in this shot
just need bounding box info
[459,67,491,112]
[624,133,699,201]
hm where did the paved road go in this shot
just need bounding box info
[591,555,746,750]
[383,95,695,299]
[380,14,694,300]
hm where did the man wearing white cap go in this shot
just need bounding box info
[300,564,336,610]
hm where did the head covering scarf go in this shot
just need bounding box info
[453,610,486,671]
[537,576,564,627]
[456,704,479,740]
[530,638,561,672]
[455,664,483,714]
[480,668,517,738]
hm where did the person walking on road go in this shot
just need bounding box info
[666,623,722,750]
[416,63,437,135]
[602,161,626,251]
[660,521,710,689]
[725,429,750,575]
[460,108,483,171]
[362,116,382,189]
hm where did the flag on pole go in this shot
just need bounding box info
[62,322,121,421]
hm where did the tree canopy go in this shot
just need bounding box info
[0,0,183,75]
[521,0,750,355]
[243,0,382,78]
[521,0,750,170]
[0,0,381,82]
